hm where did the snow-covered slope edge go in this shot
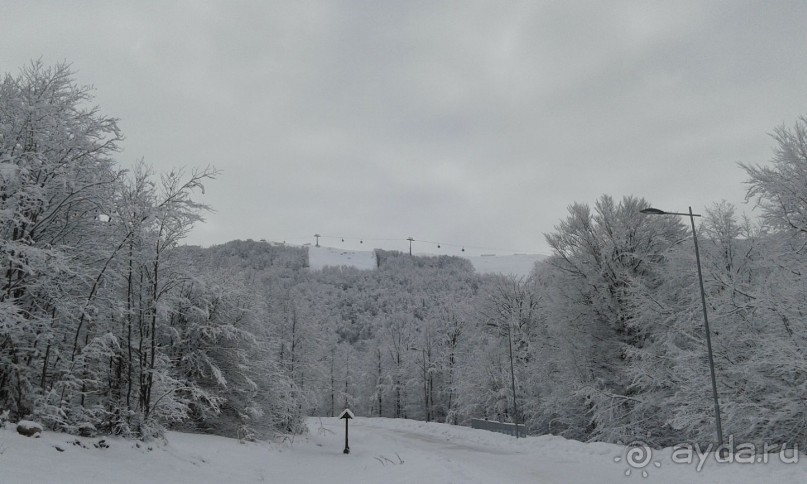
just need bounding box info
[465,253,546,278]
[1,418,802,484]
[307,245,546,277]
[308,245,377,271]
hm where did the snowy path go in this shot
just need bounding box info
[1,418,804,483]
[271,418,805,484]
[338,419,563,483]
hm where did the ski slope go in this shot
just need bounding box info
[308,245,378,271]
[1,418,802,483]
[466,253,546,278]
[308,245,545,277]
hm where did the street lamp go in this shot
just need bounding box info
[640,207,724,449]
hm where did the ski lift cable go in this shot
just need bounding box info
[320,235,402,242]
[313,234,540,255]
[416,239,537,254]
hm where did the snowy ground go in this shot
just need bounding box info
[1,418,803,483]
[307,245,545,278]
[308,246,378,271]
[466,253,546,278]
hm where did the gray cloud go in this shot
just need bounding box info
[2,0,805,255]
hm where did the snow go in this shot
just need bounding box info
[465,253,546,278]
[1,418,802,483]
[308,245,545,277]
[308,246,377,271]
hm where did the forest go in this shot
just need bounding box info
[1,61,804,449]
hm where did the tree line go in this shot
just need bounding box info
[1,62,803,448]
[0,62,295,439]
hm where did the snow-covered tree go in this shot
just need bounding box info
[0,61,122,423]
[743,116,807,234]
[536,195,687,442]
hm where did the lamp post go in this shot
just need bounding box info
[640,207,724,449]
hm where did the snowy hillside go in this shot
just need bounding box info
[308,245,378,270]
[1,418,802,483]
[307,245,545,277]
[465,253,546,278]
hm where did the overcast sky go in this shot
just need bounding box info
[3,1,806,256]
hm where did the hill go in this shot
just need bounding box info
[307,245,545,277]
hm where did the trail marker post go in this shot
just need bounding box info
[339,408,354,454]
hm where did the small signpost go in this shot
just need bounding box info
[338,408,354,454]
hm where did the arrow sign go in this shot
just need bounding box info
[339,408,354,454]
